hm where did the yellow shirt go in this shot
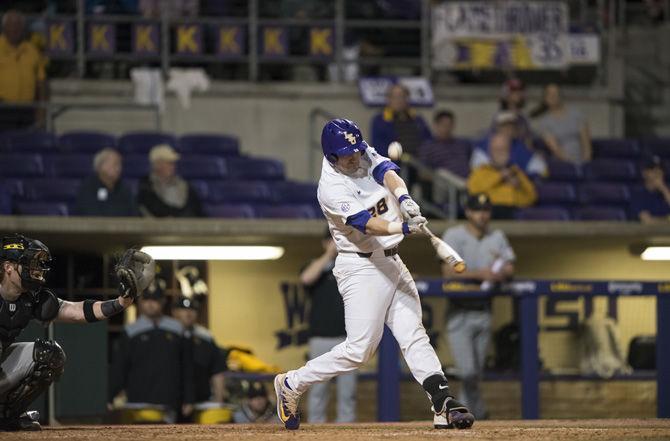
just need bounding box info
[467,165,538,208]
[0,35,46,103]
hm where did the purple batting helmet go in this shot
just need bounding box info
[321,119,368,163]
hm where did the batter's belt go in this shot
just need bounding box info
[340,246,399,258]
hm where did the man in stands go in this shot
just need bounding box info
[137,144,203,217]
[0,10,47,130]
[631,155,670,223]
[74,148,138,217]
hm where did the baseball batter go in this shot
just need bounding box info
[275,119,474,430]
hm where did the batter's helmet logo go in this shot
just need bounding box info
[3,243,24,250]
[343,132,357,145]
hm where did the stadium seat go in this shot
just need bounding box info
[46,154,93,177]
[584,159,638,182]
[59,131,117,153]
[270,181,319,204]
[0,154,44,177]
[547,159,582,181]
[592,139,640,159]
[202,181,272,203]
[178,134,240,156]
[255,204,319,219]
[178,156,228,180]
[16,201,69,216]
[579,183,630,205]
[205,203,256,218]
[640,138,670,158]
[573,207,628,221]
[3,130,57,153]
[23,178,80,202]
[516,207,571,221]
[121,154,150,178]
[535,182,577,205]
[0,178,24,197]
[227,158,285,180]
[118,131,177,154]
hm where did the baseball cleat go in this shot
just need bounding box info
[0,411,41,432]
[433,397,475,430]
[274,373,301,430]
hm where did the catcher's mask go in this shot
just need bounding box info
[1,234,52,293]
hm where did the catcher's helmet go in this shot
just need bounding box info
[321,119,368,163]
[1,234,51,293]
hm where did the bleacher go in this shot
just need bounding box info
[0,130,320,219]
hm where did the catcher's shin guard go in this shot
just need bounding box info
[2,339,66,419]
[422,374,475,430]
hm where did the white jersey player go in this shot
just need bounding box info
[274,119,474,430]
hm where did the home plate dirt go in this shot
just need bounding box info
[8,420,670,441]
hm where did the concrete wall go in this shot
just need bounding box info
[51,80,622,182]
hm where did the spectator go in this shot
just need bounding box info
[137,144,204,217]
[531,83,592,165]
[419,110,471,178]
[0,10,47,130]
[467,133,537,219]
[371,83,431,157]
[491,78,532,146]
[631,155,670,224]
[73,148,138,217]
[139,0,198,18]
[472,112,547,177]
[172,296,227,406]
[441,192,515,420]
[232,381,274,424]
[299,230,356,423]
[109,283,195,423]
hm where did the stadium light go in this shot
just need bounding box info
[140,246,285,261]
[640,246,670,261]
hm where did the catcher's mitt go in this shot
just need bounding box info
[115,249,155,299]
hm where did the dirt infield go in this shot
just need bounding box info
[4,420,669,441]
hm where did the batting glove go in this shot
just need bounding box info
[404,216,427,235]
[399,195,422,220]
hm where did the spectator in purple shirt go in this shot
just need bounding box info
[631,156,670,224]
[419,110,471,178]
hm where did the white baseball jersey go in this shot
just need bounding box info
[317,147,404,253]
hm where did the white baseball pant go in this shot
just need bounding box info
[286,252,443,394]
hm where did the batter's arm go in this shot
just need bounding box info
[382,170,408,196]
[56,296,133,324]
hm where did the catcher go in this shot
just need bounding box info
[0,233,154,431]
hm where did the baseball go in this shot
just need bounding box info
[387,142,403,161]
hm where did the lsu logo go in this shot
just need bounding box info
[3,243,24,250]
[343,132,357,145]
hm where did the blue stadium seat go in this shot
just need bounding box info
[584,159,638,182]
[118,131,177,154]
[59,131,117,153]
[0,178,24,197]
[16,201,69,216]
[121,154,150,178]
[178,156,228,180]
[270,181,318,204]
[573,207,627,221]
[202,181,272,203]
[23,178,80,202]
[516,207,571,221]
[3,130,57,153]
[640,138,670,158]
[547,159,582,181]
[535,182,577,205]
[178,134,239,156]
[255,204,319,219]
[227,158,285,180]
[579,183,630,205]
[46,154,93,177]
[592,138,640,159]
[205,203,256,218]
[0,154,44,177]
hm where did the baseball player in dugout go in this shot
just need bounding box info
[171,296,228,421]
[109,284,195,424]
[274,119,474,431]
[441,193,516,420]
[0,234,154,431]
[299,229,356,423]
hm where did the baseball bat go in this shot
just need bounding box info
[420,225,466,273]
